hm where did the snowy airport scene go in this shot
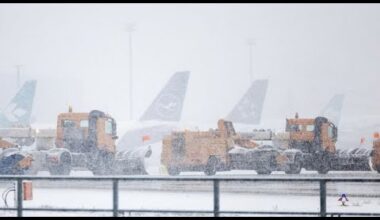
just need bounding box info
[0,3,379,217]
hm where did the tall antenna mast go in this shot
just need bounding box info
[246,38,255,83]
[126,23,136,120]
[15,65,23,89]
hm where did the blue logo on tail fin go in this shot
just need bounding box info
[226,79,268,125]
[139,71,190,122]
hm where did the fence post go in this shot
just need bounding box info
[213,180,220,217]
[113,179,119,217]
[320,180,326,217]
[17,179,23,217]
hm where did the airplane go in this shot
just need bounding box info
[116,71,190,152]
[0,80,37,174]
[0,80,37,146]
[0,80,37,128]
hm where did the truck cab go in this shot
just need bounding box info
[56,110,117,154]
[286,116,337,154]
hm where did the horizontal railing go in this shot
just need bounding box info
[0,175,379,217]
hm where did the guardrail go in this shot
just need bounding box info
[0,176,379,217]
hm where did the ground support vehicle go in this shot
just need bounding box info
[161,119,302,175]
[24,109,151,175]
[248,115,372,174]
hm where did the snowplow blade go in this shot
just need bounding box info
[332,148,372,171]
[114,146,152,175]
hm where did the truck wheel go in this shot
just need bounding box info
[204,157,218,176]
[92,167,106,175]
[48,153,71,175]
[285,155,302,174]
[256,169,272,175]
[317,165,329,174]
[314,152,330,175]
[92,151,114,175]
[376,165,380,174]
[168,166,180,176]
[256,162,272,175]
[255,154,275,175]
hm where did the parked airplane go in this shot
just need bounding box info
[115,71,190,152]
[0,80,37,146]
[0,80,37,128]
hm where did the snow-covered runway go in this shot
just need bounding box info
[0,170,379,216]
[1,184,379,217]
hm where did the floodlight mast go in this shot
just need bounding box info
[15,65,23,89]
[247,38,255,83]
[126,23,136,120]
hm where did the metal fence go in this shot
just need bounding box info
[0,175,380,217]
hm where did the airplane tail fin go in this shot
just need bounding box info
[0,80,37,128]
[226,79,268,125]
[139,71,190,122]
[320,94,345,126]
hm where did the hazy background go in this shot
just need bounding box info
[0,3,379,126]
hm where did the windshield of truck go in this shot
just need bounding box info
[105,119,113,135]
[62,119,76,128]
[80,120,89,128]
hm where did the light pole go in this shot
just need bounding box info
[126,23,136,120]
[246,38,255,83]
[15,65,23,89]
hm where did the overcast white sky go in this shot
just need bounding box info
[0,3,379,125]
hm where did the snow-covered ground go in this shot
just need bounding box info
[1,142,379,216]
[0,175,379,217]
[0,185,379,217]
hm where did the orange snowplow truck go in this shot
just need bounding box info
[372,133,380,173]
[26,109,151,175]
[50,110,118,175]
[161,119,259,176]
[284,116,339,174]
[255,115,372,174]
